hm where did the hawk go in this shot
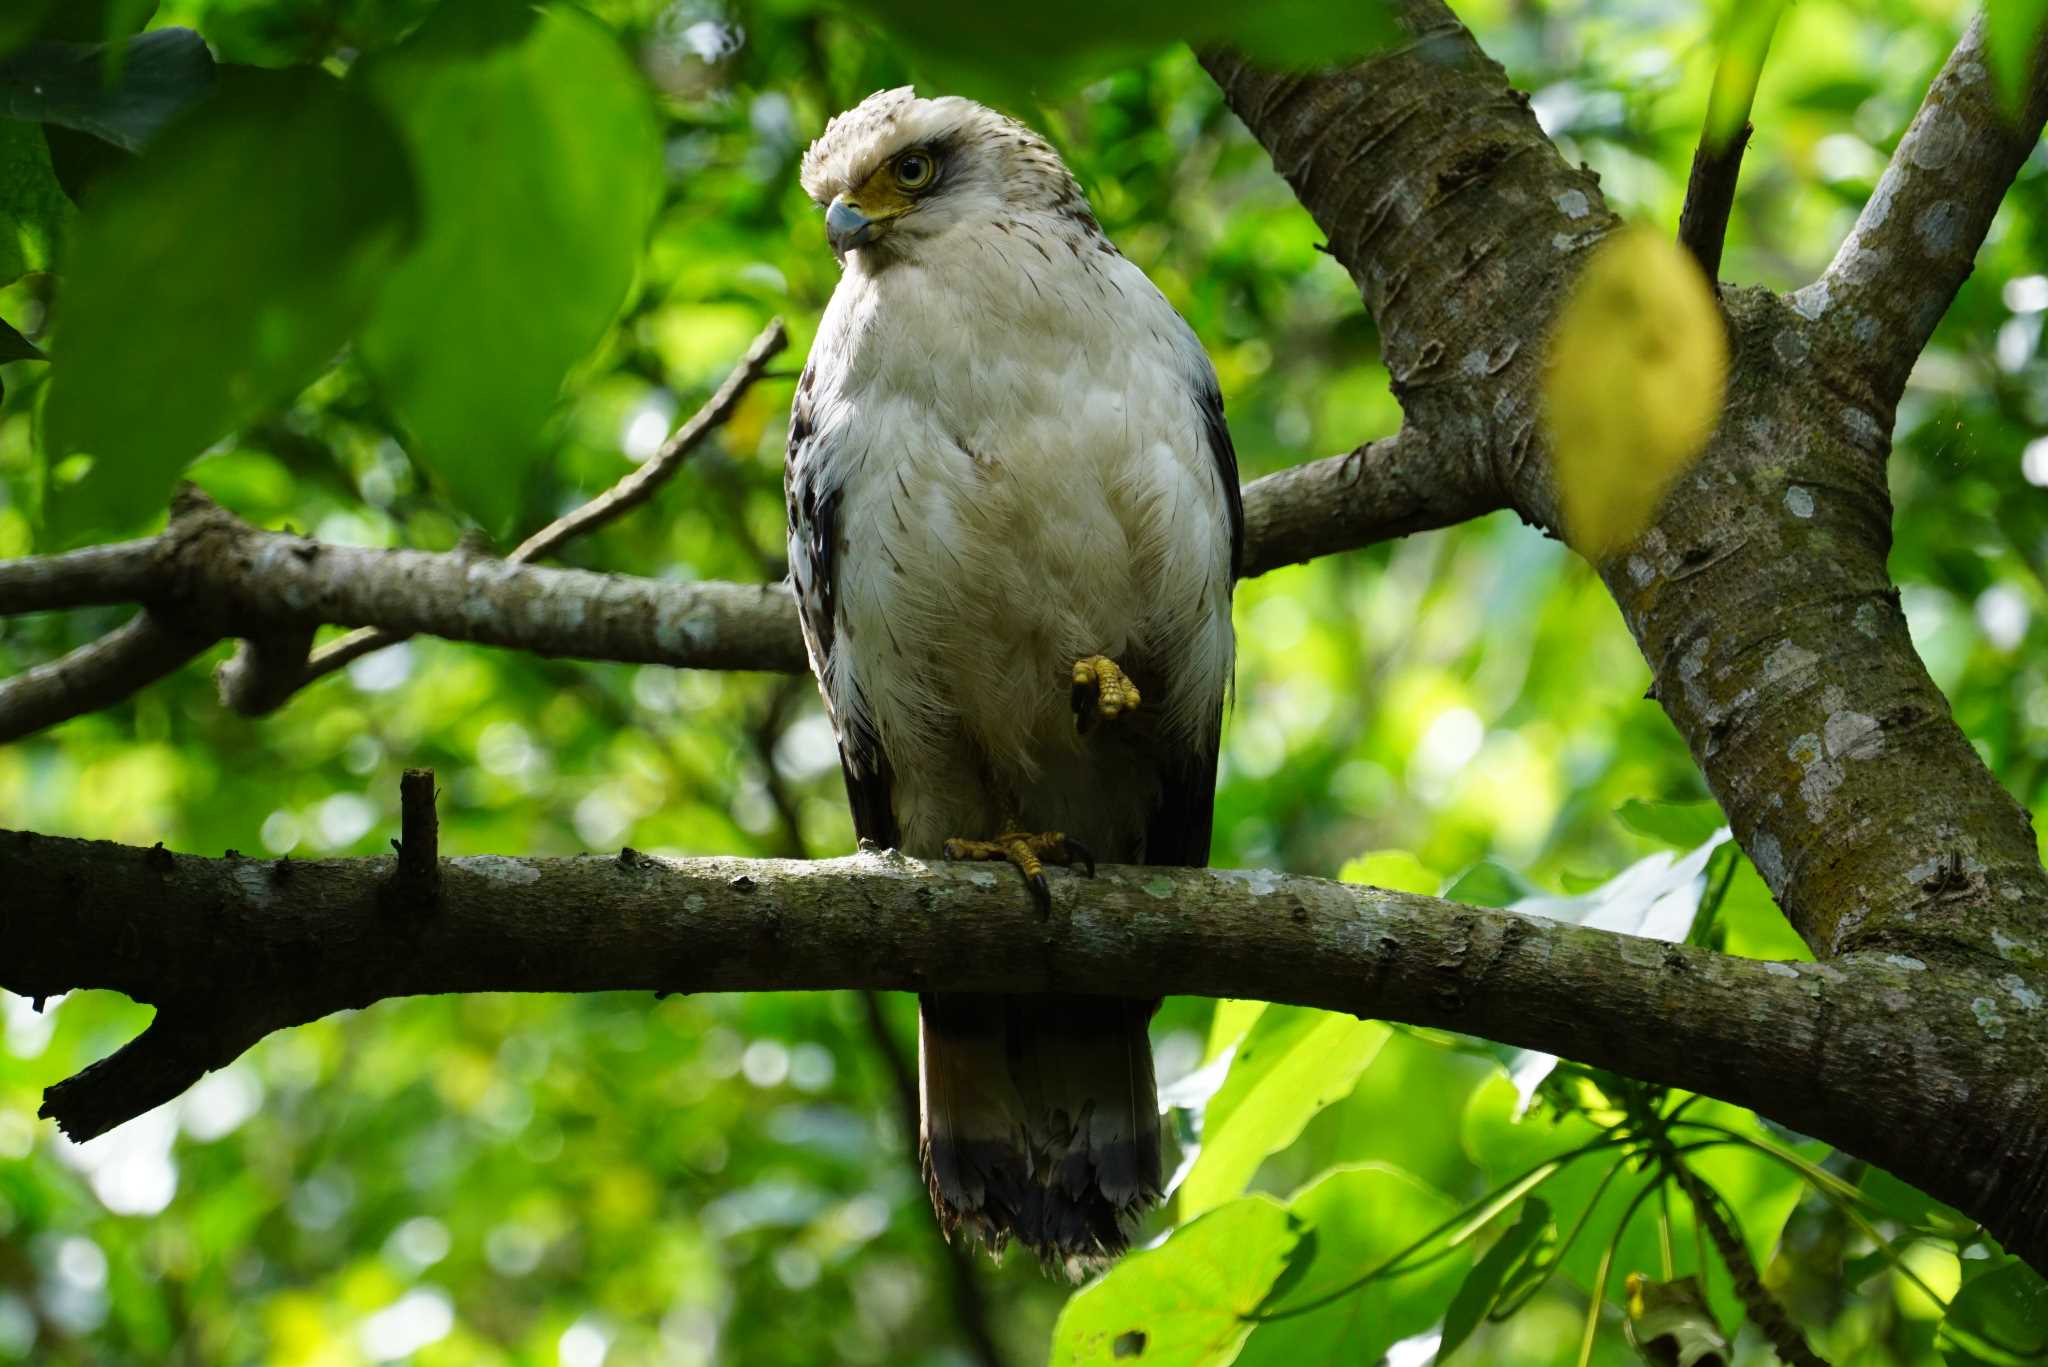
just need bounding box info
[786,87,1242,1266]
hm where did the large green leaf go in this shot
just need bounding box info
[1178,1006,1388,1217]
[1616,798,1725,849]
[1938,1260,2048,1366]
[1051,1196,1300,1367]
[839,1,1397,99]
[42,67,416,541]
[192,0,443,67]
[1437,1197,1552,1363]
[1236,1164,1471,1367]
[0,1,57,60]
[0,30,217,151]
[0,117,71,285]
[356,0,661,535]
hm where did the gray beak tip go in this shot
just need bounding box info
[826,196,876,251]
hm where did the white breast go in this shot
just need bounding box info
[800,215,1234,853]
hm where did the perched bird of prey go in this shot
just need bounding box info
[786,87,1242,1267]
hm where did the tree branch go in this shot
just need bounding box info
[0,426,1458,740]
[1206,4,2048,976]
[0,611,218,743]
[1676,120,1751,283]
[1238,429,1499,578]
[213,317,789,713]
[1814,15,2048,406]
[5,824,2046,1272]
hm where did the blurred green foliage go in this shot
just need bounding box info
[1,0,2047,1363]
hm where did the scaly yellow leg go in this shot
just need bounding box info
[1071,654,1140,734]
[942,829,1096,909]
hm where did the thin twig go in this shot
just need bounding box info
[222,317,788,713]
[511,318,787,562]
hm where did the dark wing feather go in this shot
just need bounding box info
[786,360,899,848]
[1144,376,1240,868]
[1198,375,1246,580]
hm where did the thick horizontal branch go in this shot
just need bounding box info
[5,826,2046,1271]
[0,426,1458,739]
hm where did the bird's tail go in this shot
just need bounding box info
[918,992,1161,1271]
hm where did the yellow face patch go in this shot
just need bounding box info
[844,164,918,222]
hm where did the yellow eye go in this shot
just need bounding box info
[893,150,934,190]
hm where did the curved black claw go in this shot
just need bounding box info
[1026,870,1051,912]
[1064,836,1096,879]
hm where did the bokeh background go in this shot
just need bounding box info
[2,0,2045,1362]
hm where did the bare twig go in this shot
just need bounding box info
[213,625,316,715]
[1676,120,1752,283]
[0,612,218,744]
[1816,14,2048,405]
[511,318,787,563]
[387,769,441,915]
[1677,2,1783,282]
[219,317,788,712]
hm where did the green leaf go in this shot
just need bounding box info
[1616,799,1725,849]
[1204,998,1267,1062]
[1238,1165,1471,1367]
[356,0,660,535]
[1702,0,1789,152]
[1859,1166,1975,1235]
[1938,1260,2048,1366]
[1437,1198,1552,1363]
[1442,860,1535,909]
[1051,1196,1300,1367]
[0,314,42,362]
[1178,1007,1388,1217]
[0,29,217,151]
[0,0,57,60]
[839,1,1397,104]
[0,117,71,285]
[43,67,416,542]
[192,0,444,67]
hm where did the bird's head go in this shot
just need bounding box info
[799,86,1093,264]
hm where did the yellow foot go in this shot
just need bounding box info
[942,830,1096,909]
[1071,655,1140,734]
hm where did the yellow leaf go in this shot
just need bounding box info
[1544,227,1728,557]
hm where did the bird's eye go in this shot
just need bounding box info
[894,151,934,190]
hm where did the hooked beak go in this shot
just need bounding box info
[825,195,876,252]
